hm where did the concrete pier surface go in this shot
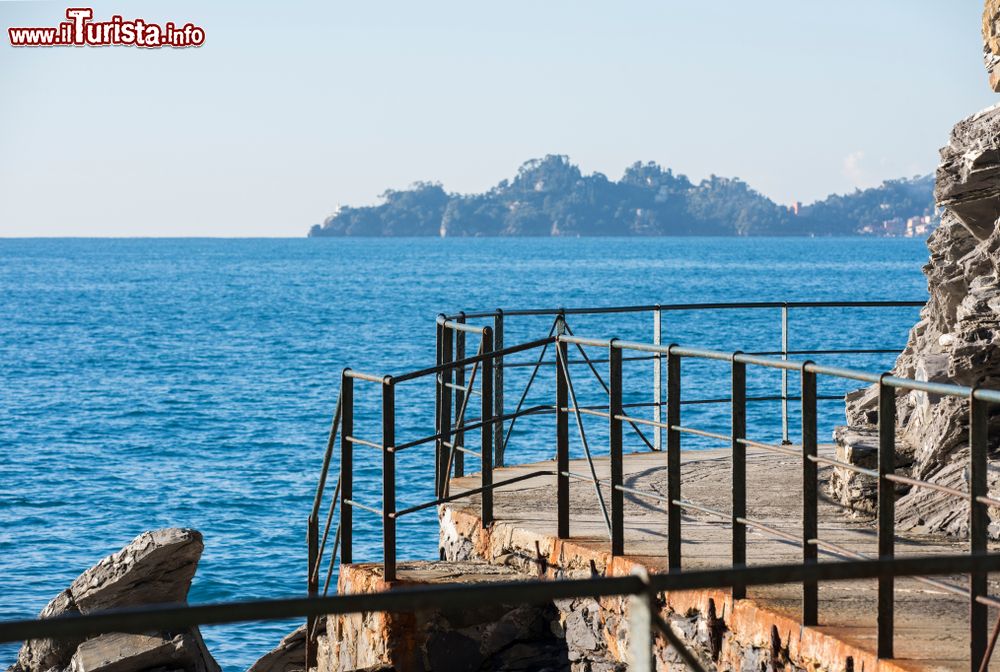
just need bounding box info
[438,446,1000,671]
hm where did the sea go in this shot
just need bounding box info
[0,237,930,670]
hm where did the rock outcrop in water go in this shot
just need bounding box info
[832,9,1000,536]
[7,529,220,672]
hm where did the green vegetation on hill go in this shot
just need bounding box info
[309,155,936,237]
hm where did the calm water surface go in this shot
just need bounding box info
[0,238,929,670]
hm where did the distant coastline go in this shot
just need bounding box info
[308,155,937,239]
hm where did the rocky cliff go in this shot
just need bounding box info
[832,6,1000,536]
[986,0,1000,92]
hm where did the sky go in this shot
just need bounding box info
[0,0,996,237]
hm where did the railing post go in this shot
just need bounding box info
[454,313,466,478]
[628,570,655,672]
[609,340,624,556]
[481,327,494,527]
[653,306,663,452]
[781,304,790,444]
[556,315,570,539]
[382,377,396,582]
[306,511,318,669]
[434,320,443,502]
[340,370,353,567]
[494,309,505,468]
[438,326,454,498]
[307,518,318,597]
[970,389,989,671]
[731,354,746,599]
[877,375,895,659]
[667,345,681,571]
[801,363,818,626]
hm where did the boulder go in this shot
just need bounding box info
[69,632,212,672]
[11,591,81,672]
[246,625,306,672]
[7,528,219,672]
[829,427,914,517]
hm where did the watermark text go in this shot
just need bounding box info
[9,8,205,48]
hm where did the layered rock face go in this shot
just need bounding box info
[8,529,220,672]
[834,101,1000,535]
[987,0,1000,93]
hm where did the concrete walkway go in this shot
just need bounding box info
[446,446,999,671]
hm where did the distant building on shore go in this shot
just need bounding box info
[858,214,937,237]
[906,215,935,237]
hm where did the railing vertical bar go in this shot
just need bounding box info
[877,376,895,659]
[781,304,790,444]
[801,363,819,626]
[306,512,318,669]
[340,371,354,566]
[307,518,318,591]
[556,315,570,539]
[382,378,396,582]
[481,327,494,527]
[454,313,466,478]
[434,320,443,501]
[494,309,505,468]
[438,327,454,498]
[628,575,654,672]
[731,355,746,599]
[970,390,989,671]
[653,306,663,452]
[610,340,624,556]
[667,346,682,571]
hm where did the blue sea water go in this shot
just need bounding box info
[0,237,929,670]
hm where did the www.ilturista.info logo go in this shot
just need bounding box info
[8,8,205,48]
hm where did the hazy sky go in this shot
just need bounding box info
[1,1,996,237]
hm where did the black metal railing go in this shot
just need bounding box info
[309,302,1000,672]
[436,300,924,465]
[555,333,1000,666]
[304,331,563,663]
[305,299,1000,671]
[6,554,1000,672]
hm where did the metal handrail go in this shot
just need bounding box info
[443,301,924,450]
[6,553,1000,644]
[306,390,343,663]
[557,331,997,662]
[447,299,925,320]
[557,334,1000,403]
[314,298,1000,668]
